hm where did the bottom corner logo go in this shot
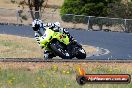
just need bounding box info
[76,74,131,85]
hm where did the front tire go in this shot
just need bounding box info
[50,42,70,59]
[76,47,86,59]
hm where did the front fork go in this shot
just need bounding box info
[67,42,82,58]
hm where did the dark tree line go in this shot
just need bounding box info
[61,0,132,19]
[60,0,132,32]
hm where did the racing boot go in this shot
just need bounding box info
[44,50,56,59]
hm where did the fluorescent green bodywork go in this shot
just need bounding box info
[39,28,70,50]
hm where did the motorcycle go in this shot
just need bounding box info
[39,28,86,59]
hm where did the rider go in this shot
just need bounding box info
[32,19,76,59]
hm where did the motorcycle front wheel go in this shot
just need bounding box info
[50,42,71,59]
[76,47,86,59]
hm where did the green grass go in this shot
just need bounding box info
[0,63,131,88]
[0,68,76,88]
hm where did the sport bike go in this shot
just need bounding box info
[39,28,86,59]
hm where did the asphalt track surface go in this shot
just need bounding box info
[0,25,132,60]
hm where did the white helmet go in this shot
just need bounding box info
[32,19,42,27]
[32,19,43,31]
[54,22,60,27]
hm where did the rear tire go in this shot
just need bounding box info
[50,42,70,59]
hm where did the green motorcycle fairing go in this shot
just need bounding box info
[39,28,70,50]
